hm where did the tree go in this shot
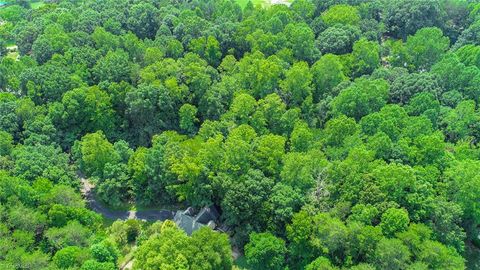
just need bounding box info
[189,36,222,67]
[179,104,198,135]
[445,160,480,225]
[389,72,442,105]
[268,183,304,233]
[331,78,389,120]
[431,53,480,102]
[81,260,116,270]
[77,131,119,178]
[127,3,160,40]
[321,4,360,27]
[281,150,328,192]
[0,130,13,156]
[32,24,71,64]
[287,212,349,268]
[311,54,346,101]
[442,100,480,142]
[53,246,87,269]
[45,221,92,250]
[134,223,231,270]
[374,238,411,270]
[56,86,116,145]
[97,163,132,207]
[245,232,287,270]
[92,50,133,83]
[290,121,313,152]
[351,38,380,77]
[380,208,410,237]
[284,23,319,63]
[418,240,464,269]
[280,61,313,106]
[221,169,273,232]
[90,240,118,264]
[291,0,316,21]
[253,134,286,176]
[125,83,180,146]
[305,257,339,270]
[405,27,450,71]
[384,0,446,39]
[316,25,360,55]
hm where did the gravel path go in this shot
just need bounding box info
[80,177,175,221]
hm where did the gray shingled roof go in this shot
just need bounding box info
[173,206,219,235]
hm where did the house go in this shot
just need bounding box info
[173,206,220,235]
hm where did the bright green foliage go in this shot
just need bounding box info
[179,104,199,134]
[77,131,119,178]
[331,78,389,120]
[322,4,360,27]
[374,238,411,270]
[0,130,13,156]
[351,38,380,76]
[380,208,410,237]
[305,256,338,270]
[284,23,319,62]
[280,61,313,106]
[311,54,346,101]
[56,86,116,145]
[134,223,232,270]
[405,27,450,71]
[53,246,88,269]
[245,232,287,270]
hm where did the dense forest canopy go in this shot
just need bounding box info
[1,0,480,269]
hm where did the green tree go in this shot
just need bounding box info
[331,78,389,120]
[374,238,411,270]
[77,131,119,178]
[311,54,346,101]
[280,61,313,106]
[351,38,380,77]
[380,208,410,237]
[56,86,116,145]
[405,27,450,71]
[284,23,319,63]
[0,130,13,156]
[179,104,199,135]
[127,3,160,40]
[92,50,133,83]
[245,232,287,270]
[134,223,231,270]
[322,4,360,27]
[53,246,88,269]
[384,0,445,39]
[316,25,360,54]
[305,256,338,270]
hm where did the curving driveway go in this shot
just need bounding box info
[80,177,175,221]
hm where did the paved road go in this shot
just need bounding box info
[80,177,175,221]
